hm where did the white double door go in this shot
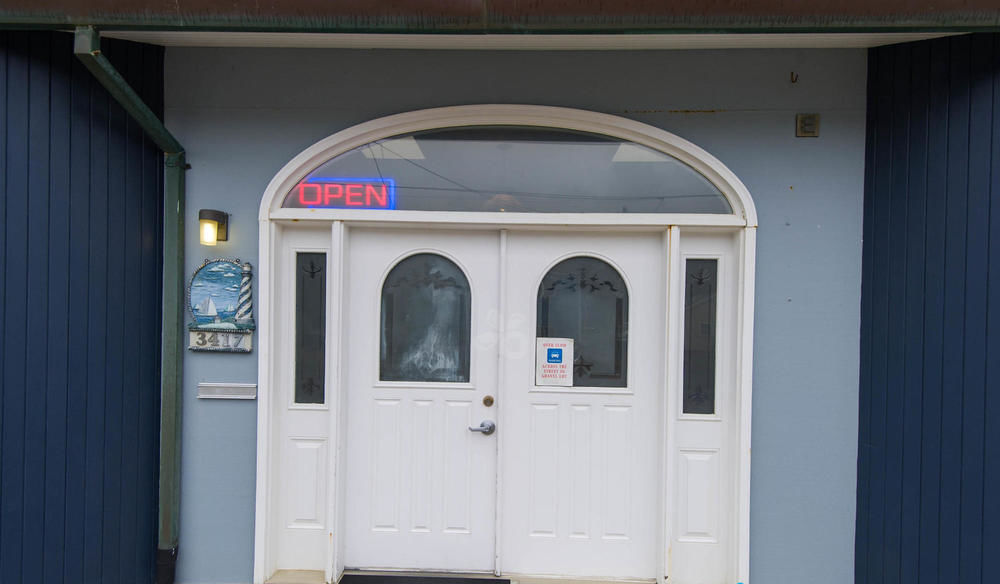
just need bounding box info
[343,227,663,579]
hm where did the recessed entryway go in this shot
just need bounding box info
[254,105,756,584]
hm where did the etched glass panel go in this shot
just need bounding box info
[537,257,628,387]
[295,252,326,404]
[380,254,471,383]
[683,259,717,414]
[281,126,731,214]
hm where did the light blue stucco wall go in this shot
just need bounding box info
[166,48,866,584]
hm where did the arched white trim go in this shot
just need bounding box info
[254,105,758,584]
[258,105,757,226]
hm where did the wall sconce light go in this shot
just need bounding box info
[199,209,228,246]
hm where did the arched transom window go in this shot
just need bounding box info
[281,126,732,214]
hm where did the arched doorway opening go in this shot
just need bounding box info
[254,105,757,584]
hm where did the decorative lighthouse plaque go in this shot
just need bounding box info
[187,258,256,352]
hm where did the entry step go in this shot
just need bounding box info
[343,574,509,584]
[267,570,326,584]
[266,572,510,584]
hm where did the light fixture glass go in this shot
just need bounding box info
[200,219,218,246]
[198,209,228,246]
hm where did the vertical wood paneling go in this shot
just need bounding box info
[43,39,71,584]
[899,40,929,584]
[0,31,163,584]
[83,43,111,583]
[1,30,30,584]
[0,37,6,584]
[101,33,127,582]
[960,34,992,584]
[864,44,894,584]
[982,36,1000,584]
[918,38,949,584]
[883,43,909,584]
[858,33,1000,584]
[63,42,92,584]
[23,33,52,584]
[938,37,970,584]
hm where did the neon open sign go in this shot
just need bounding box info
[291,178,396,209]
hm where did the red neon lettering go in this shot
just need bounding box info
[298,183,322,205]
[366,183,388,207]
[296,180,391,208]
[345,184,363,206]
[323,183,343,205]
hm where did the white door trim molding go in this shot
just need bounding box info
[254,105,757,584]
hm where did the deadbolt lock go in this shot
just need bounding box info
[483,395,495,407]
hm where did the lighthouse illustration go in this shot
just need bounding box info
[236,262,253,323]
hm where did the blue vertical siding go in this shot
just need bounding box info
[857,34,1000,584]
[0,31,163,584]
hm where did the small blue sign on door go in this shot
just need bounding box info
[547,348,563,363]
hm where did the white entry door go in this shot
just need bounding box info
[341,227,664,579]
[343,228,500,572]
[499,231,664,580]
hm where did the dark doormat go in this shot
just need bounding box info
[342,575,509,584]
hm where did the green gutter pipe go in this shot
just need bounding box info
[74,25,186,584]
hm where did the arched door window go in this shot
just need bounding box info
[537,257,628,387]
[380,253,471,383]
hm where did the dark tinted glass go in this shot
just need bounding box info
[537,257,628,387]
[380,254,471,382]
[295,253,326,404]
[683,259,717,414]
[282,126,731,214]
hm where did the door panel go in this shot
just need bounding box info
[343,228,500,572]
[500,232,664,580]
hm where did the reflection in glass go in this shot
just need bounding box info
[282,126,731,214]
[683,259,717,414]
[295,253,326,404]
[381,254,471,382]
[537,257,628,387]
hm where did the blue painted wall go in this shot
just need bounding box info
[0,32,164,584]
[166,47,866,583]
[856,34,1000,584]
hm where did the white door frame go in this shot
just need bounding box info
[253,105,757,584]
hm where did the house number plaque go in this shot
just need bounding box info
[187,258,256,353]
[190,330,252,351]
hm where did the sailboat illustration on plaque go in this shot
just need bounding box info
[188,258,255,352]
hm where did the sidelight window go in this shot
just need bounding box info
[682,259,718,414]
[295,252,327,404]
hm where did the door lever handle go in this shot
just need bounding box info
[469,420,496,436]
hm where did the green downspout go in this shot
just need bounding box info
[74,25,186,584]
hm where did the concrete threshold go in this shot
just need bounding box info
[267,570,327,584]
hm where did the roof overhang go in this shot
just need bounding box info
[96,31,958,50]
[3,0,999,35]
